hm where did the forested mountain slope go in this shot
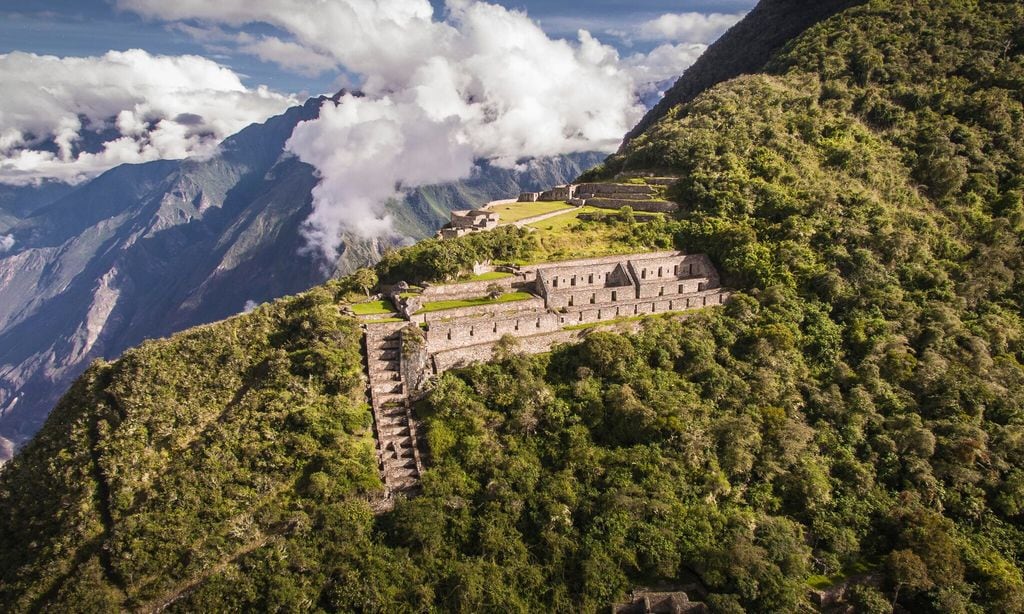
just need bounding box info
[2,0,1023,612]
[621,0,865,147]
[0,93,601,462]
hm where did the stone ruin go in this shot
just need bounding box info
[519,181,680,213]
[436,208,500,240]
[612,591,708,614]
[358,251,729,504]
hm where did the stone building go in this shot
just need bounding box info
[538,184,576,201]
[417,251,727,374]
[533,252,718,310]
[437,208,499,240]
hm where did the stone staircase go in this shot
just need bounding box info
[364,324,424,505]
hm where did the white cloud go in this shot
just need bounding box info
[633,12,744,44]
[113,1,741,260]
[624,42,708,94]
[0,234,14,253]
[236,34,338,77]
[0,50,297,186]
[122,0,645,260]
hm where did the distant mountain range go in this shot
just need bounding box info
[0,95,603,460]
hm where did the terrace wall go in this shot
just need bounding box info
[419,277,515,301]
[410,297,546,325]
[428,290,731,374]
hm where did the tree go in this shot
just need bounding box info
[351,267,378,297]
[887,549,933,607]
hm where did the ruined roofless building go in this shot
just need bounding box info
[437,208,500,240]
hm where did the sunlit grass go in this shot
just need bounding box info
[416,292,534,314]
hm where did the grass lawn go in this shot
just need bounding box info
[491,200,573,224]
[351,299,396,316]
[525,207,668,262]
[416,291,534,314]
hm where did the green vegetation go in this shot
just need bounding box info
[416,291,534,314]
[0,284,378,611]
[4,1,1024,612]
[459,271,513,282]
[350,299,396,316]
[376,225,536,284]
[526,206,672,261]
[489,200,573,223]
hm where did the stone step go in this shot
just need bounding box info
[375,393,405,405]
[369,362,400,372]
[372,383,403,395]
[390,477,420,492]
[377,418,410,430]
[377,405,409,417]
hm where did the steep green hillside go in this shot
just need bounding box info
[0,285,377,611]
[2,0,1024,612]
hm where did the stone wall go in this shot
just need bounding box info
[419,277,515,301]
[428,293,729,376]
[630,254,716,283]
[539,185,575,201]
[636,277,712,299]
[424,289,730,364]
[425,310,563,353]
[536,262,634,302]
[410,297,546,325]
[545,285,633,310]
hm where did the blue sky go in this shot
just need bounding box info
[0,0,754,94]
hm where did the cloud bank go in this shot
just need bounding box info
[633,12,744,44]
[121,0,657,259]
[0,50,297,186]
